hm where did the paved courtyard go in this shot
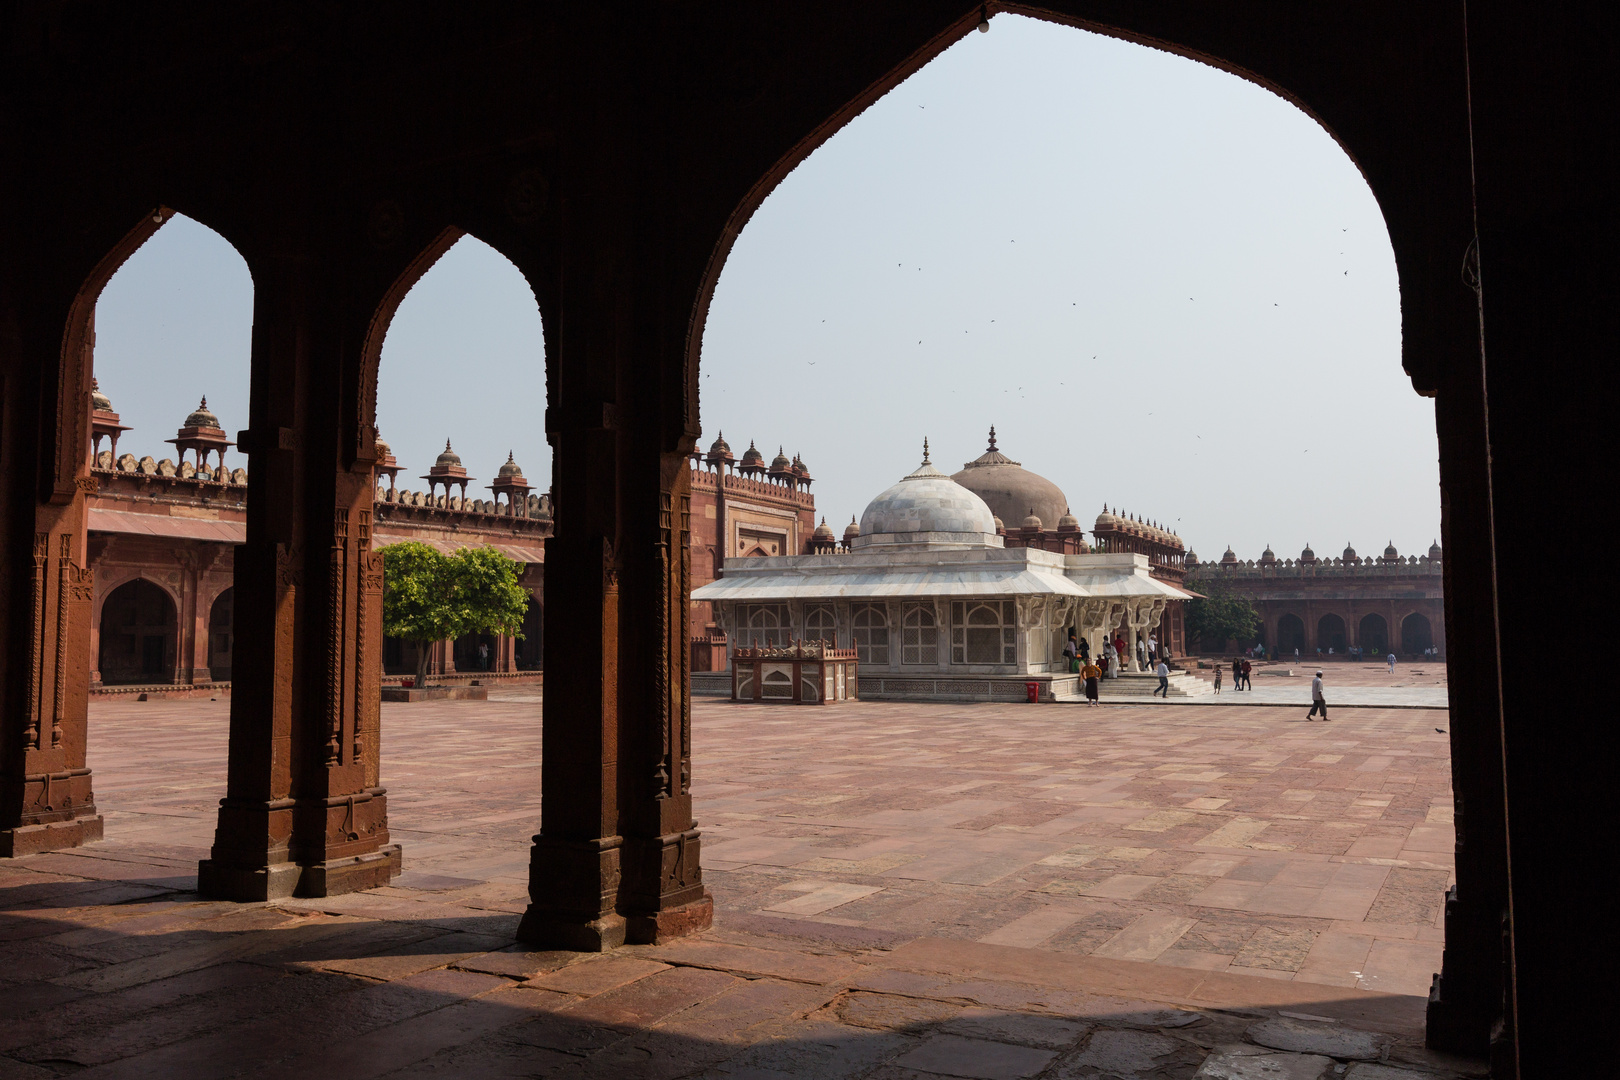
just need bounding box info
[0,692,1481,1078]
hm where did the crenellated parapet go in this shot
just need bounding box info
[689,464,815,506]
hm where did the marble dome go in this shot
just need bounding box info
[951,427,1069,533]
[855,442,999,550]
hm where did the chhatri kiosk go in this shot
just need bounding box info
[693,440,1204,702]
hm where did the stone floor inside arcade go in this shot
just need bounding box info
[0,692,1486,1079]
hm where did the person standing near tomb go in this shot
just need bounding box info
[1241,657,1253,691]
[1154,657,1171,697]
[1063,633,1080,674]
[477,641,489,672]
[1082,658,1103,705]
[1387,651,1397,675]
[1307,669,1330,720]
[1231,656,1243,691]
[1214,664,1223,694]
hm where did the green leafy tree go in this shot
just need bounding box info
[380,541,529,687]
[1184,575,1261,653]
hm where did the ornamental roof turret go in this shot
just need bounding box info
[1022,509,1043,530]
[843,515,860,539]
[1301,542,1317,562]
[1429,539,1443,559]
[1261,543,1276,564]
[1095,504,1117,529]
[813,516,835,540]
[706,431,734,465]
[91,377,113,412]
[1343,542,1358,563]
[436,440,462,467]
[1221,545,1237,565]
[739,440,765,472]
[768,446,792,475]
[1057,507,1080,531]
[183,396,221,430]
[1384,540,1399,560]
[497,451,524,479]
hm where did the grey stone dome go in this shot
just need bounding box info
[497,452,523,478]
[436,440,461,467]
[184,397,221,429]
[856,443,998,549]
[951,428,1069,533]
[91,378,112,412]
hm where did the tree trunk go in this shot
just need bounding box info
[414,640,432,688]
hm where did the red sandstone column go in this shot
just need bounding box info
[0,284,103,857]
[198,251,397,900]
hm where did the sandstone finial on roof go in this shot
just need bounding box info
[986,425,997,451]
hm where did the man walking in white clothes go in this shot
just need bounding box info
[1387,651,1396,675]
[1306,670,1329,720]
[1153,658,1171,698]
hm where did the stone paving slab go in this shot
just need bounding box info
[0,695,1488,1078]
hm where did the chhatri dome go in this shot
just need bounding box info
[184,397,221,430]
[855,439,1000,550]
[951,427,1069,533]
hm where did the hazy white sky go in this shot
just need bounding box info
[91,15,1438,561]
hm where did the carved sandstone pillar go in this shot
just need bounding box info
[0,291,103,856]
[198,255,397,899]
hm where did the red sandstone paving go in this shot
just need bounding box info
[0,695,1485,1078]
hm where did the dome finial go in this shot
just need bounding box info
[986,425,997,451]
[446,439,452,452]
[922,436,930,464]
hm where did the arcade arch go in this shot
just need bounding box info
[0,8,1560,1066]
[1358,613,1389,654]
[1316,613,1347,653]
[1402,612,1434,654]
[96,579,177,686]
[1276,613,1306,656]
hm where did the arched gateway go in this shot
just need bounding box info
[0,8,1601,1069]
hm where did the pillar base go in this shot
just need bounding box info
[0,814,104,858]
[197,857,303,901]
[197,843,401,901]
[626,892,713,945]
[516,910,628,952]
[297,844,402,897]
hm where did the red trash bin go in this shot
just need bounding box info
[1025,681,1039,703]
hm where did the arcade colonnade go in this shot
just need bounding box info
[0,6,1608,1074]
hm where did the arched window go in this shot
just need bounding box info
[852,604,889,665]
[901,603,938,666]
[952,600,1016,665]
[805,605,836,646]
[743,603,788,647]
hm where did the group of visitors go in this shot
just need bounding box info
[1061,630,1170,706]
[1214,656,1253,694]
